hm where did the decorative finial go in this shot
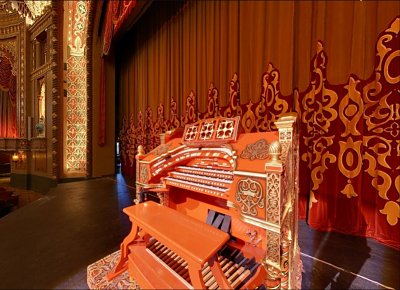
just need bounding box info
[269,141,282,164]
[137,145,145,156]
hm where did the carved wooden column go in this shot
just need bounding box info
[134,145,145,204]
[264,113,300,290]
[264,140,284,289]
[275,113,301,290]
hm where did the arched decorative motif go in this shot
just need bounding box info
[0,54,17,138]
[0,13,25,139]
[118,16,400,249]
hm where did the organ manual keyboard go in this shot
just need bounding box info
[108,113,301,289]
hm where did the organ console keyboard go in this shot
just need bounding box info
[108,113,301,289]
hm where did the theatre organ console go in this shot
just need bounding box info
[108,113,301,289]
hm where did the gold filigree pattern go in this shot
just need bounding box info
[139,164,149,184]
[339,77,363,137]
[308,136,337,191]
[266,173,280,225]
[200,83,219,119]
[241,102,256,132]
[127,114,136,166]
[363,136,392,201]
[259,63,289,131]
[240,139,270,160]
[266,231,280,266]
[338,137,363,179]
[169,97,180,130]
[181,91,197,125]
[152,143,172,156]
[222,73,242,118]
[236,178,264,216]
[145,106,155,151]
[153,104,166,146]
[135,111,145,163]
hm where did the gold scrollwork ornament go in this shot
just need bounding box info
[236,178,264,216]
[338,137,363,198]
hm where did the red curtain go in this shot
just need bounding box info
[102,0,138,56]
[300,19,400,248]
[0,56,17,138]
[99,0,137,146]
[112,0,399,249]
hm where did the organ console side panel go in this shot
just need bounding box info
[108,114,301,289]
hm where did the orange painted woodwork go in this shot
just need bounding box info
[108,114,301,289]
[125,201,229,266]
[111,201,231,289]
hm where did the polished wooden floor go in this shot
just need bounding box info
[0,174,398,289]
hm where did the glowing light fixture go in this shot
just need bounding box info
[11,151,23,163]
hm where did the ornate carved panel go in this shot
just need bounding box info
[266,173,280,225]
[240,139,270,160]
[236,178,264,217]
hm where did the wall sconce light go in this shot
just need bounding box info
[11,151,23,163]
